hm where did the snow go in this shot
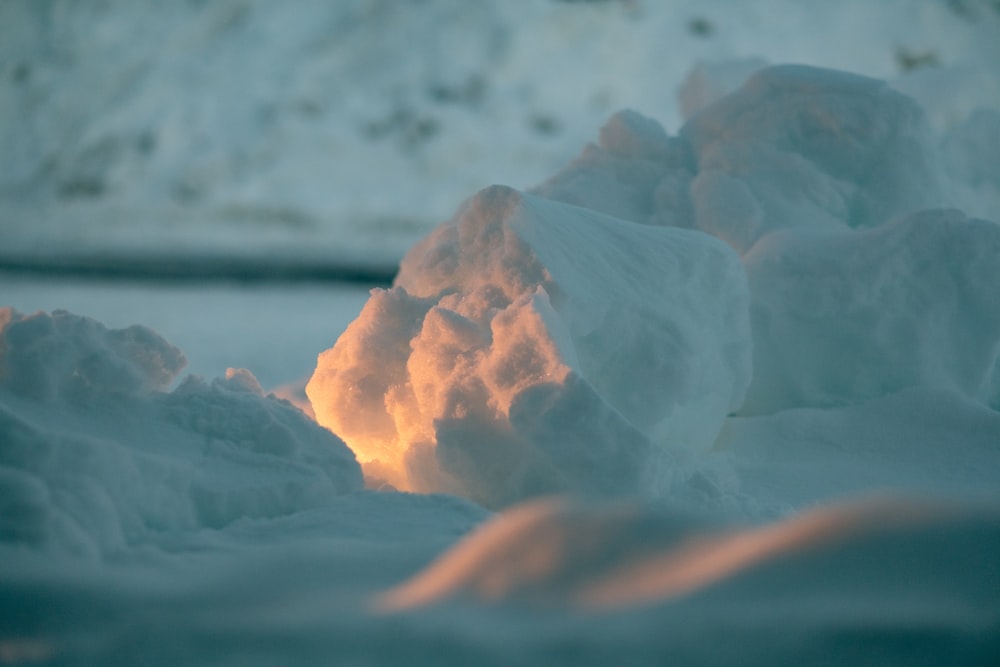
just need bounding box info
[742,208,1000,414]
[308,185,750,504]
[2,0,999,264]
[3,2,1000,664]
[0,308,363,558]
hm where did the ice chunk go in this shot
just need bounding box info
[740,209,1000,414]
[0,310,363,558]
[307,186,751,507]
[681,65,950,253]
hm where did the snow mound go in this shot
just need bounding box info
[741,209,1000,414]
[378,495,1000,616]
[0,309,363,559]
[681,65,951,253]
[307,186,751,507]
[534,65,953,257]
[0,306,186,402]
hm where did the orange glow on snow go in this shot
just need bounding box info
[374,497,948,613]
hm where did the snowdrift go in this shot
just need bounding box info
[0,308,363,558]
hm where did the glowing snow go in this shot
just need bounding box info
[308,186,750,505]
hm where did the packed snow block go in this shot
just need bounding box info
[0,310,363,558]
[740,209,1000,415]
[308,185,751,507]
[680,65,950,253]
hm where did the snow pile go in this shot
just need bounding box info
[309,65,1000,509]
[682,66,949,252]
[540,66,950,252]
[0,308,362,559]
[742,209,1000,414]
[308,186,750,506]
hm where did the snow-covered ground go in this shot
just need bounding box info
[2,0,999,265]
[3,2,1000,665]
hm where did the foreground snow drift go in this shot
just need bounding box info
[379,496,1000,615]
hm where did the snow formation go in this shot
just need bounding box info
[308,185,750,505]
[309,65,1000,509]
[0,308,362,559]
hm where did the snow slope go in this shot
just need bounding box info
[2,0,998,265]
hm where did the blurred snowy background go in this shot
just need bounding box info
[2,0,999,270]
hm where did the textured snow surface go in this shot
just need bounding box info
[0,308,363,558]
[308,185,750,505]
[3,7,1000,662]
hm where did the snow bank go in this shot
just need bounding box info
[0,308,362,559]
[308,186,751,506]
[741,209,1000,414]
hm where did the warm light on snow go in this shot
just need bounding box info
[3,2,1000,661]
[377,495,995,613]
[307,185,750,506]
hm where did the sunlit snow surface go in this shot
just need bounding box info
[3,3,1000,665]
